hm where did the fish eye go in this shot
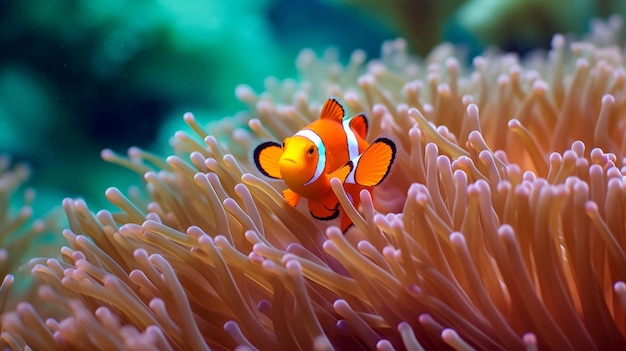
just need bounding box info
[281,141,285,148]
[307,146,315,155]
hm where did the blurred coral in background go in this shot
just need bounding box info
[0,156,61,317]
[327,0,625,55]
[2,0,626,350]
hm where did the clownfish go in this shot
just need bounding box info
[253,98,396,233]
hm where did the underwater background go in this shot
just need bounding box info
[1,1,626,349]
[3,0,623,217]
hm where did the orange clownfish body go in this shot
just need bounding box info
[253,98,396,233]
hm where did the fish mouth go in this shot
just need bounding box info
[280,158,298,165]
[279,158,303,174]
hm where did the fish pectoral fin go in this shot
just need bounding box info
[349,114,368,140]
[282,189,301,207]
[253,141,283,179]
[328,161,354,183]
[352,137,397,186]
[308,199,340,220]
[319,98,345,122]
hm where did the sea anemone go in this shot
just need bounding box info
[0,156,60,325]
[2,18,626,350]
[0,156,33,279]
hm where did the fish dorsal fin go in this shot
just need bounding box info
[349,138,396,186]
[349,113,368,139]
[320,98,345,122]
[253,141,283,179]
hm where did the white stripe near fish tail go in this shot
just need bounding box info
[295,129,326,186]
